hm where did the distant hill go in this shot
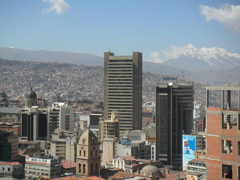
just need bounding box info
[0,47,103,66]
[0,47,240,85]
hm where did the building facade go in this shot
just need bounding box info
[101,138,116,167]
[49,102,74,137]
[0,162,23,179]
[76,128,101,176]
[155,81,194,167]
[203,86,240,180]
[99,111,119,141]
[104,52,142,133]
[50,129,79,162]
[0,130,18,161]
[21,106,49,141]
[25,156,62,180]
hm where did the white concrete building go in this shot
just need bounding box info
[25,156,62,180]
[49,102,74,137]
[0,162,23,179]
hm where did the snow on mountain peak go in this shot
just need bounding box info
[183,45,240,61]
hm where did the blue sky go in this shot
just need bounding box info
[0,0,240,62]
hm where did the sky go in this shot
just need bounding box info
[0,0,240,63]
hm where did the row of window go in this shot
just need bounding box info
[79,150,98,157]
[78,163,98,175]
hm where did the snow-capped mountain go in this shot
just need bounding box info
[163,46,240,72]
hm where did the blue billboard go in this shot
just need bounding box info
[182,135,196,170]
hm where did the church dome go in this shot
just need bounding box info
[25,88,37,99]
[140,165,161,177]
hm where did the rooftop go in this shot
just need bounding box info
[0,161,20,165]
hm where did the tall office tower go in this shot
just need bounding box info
[201,86,240,180]
[155,81,194,168]
[104,52,142,133]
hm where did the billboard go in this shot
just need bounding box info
[182,135,196,170]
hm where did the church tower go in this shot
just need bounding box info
[76,128,101,176]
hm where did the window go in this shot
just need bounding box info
[222,114,237,129]
[90,164,93,174]
[83,164,86,174]
[95,163,98,175]
[238,142,240,155]
[222,140,232,154]
[78,164,81,173]
[222,164,232,179]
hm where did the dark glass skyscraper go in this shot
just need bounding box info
[155,81,194,167]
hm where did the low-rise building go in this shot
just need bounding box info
[61,160,76,174]
[116,140,151,160]
[0,161,23,179]
[186,159,206,180]
[25,156,62,180]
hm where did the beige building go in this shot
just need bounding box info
[104,52,142,133]
[50,129,78,162]
[76,128,100,176]
[101,138,116,167]
[99,111,119,141]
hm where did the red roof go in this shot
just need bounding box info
[0,162,20,165]
[25,161,49,166]
[52,176,78,180]
[120,156,136,161]
[61,160,76,169]
[78,176,105,180]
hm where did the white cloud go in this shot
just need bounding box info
[148,44,194,63]
[200,4,240,34]
[149,51,164,63]
[43,0,70,15]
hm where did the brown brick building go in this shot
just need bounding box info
[201,86,240,179]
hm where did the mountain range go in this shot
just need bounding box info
[163,46,240,71]
[0,47,239,85]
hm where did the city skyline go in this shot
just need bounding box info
[0,0,240,63]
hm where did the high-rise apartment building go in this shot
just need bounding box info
[155,81,194,167]
[104,52,142,133]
